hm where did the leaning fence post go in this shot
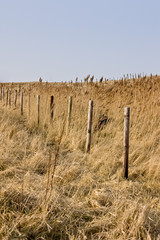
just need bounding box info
[86,100,93,153]
[14,90,17,107]
[50,96,54,121]
[124,107,130,179]
[37,95,40,126]
[20,92,23,115]
[66,96,72,134]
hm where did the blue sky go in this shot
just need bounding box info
[0,0,159,82]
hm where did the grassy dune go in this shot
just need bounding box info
[0,76,160,239]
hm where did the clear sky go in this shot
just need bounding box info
[0,0,159,82]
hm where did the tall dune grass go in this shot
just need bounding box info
[0,76,160,239]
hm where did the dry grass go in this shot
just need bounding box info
[0,76,160,239]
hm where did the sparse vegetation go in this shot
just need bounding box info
[0,75,160,239]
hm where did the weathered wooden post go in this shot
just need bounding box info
[66,96,72,134]
[19,84,21,93]
[6,89,9,106]
[124,107,130,179]
[20,92,23,115]
[86,100,93,153]
[2,88,4,102]
[14,90,17,107]
[37,95,40,126]
[11,82,13,92]
[27,92,30,119]
[28,83,31,91]
[0,86,2,100]
[50,96,54,121]
[9,90,11,107]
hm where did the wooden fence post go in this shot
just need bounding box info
[28,83,31,91]
[66,96,72,134]
[11,82,13,91]
[50,96,54,121]
[14,90,17,107]
[2,88,4,102]
[19,84,21,93]
[0,86,2,100]
[20,92,23,115]
[37,95,40,126]
[86,100,93,153]
[6,89,9,106]
[124,107,130,179]
[27,92,30,119]
[9,90,11,107]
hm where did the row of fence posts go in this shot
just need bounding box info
[0,87,130,179]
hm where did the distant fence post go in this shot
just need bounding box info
[86,100,93,153]
[27,92,30,119]
[14,90,17,107]
[11,82,13,92]
[19,84,21,93]
[9,90,11,107]
[124,107,130,179]
[28,83,31,91]
[37,95,40,126]
[66,96,72,134]
[20,92,23,115]
[50,96,54,121]
[0,86,2,100]
[2,88,4,102]
[6,89,9,106]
